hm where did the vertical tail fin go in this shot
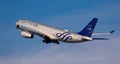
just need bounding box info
[78,18,98,37]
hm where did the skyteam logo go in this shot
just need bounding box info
[56,32,72,41]
[87,25,93,33]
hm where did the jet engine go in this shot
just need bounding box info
[21,31,33,38]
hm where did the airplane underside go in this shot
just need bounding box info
[43,36,60,44]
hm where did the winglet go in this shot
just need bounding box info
[110,30,115,33]
[78,18,98,37]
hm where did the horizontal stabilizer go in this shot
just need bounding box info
[92,30,115,35]
[93,38,109,40]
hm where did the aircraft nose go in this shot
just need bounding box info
[16,24,19,28]
[16,21,19,28]
[16,23,20,29]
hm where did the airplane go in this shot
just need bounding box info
[16,18,114,44]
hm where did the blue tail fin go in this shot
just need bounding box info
[78,18,98,37]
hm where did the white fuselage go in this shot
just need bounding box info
[16,20,93,43]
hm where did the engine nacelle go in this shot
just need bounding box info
[21,31,33,38]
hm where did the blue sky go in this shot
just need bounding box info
[0,0,120,64]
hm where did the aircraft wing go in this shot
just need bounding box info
[92,30,115,35]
